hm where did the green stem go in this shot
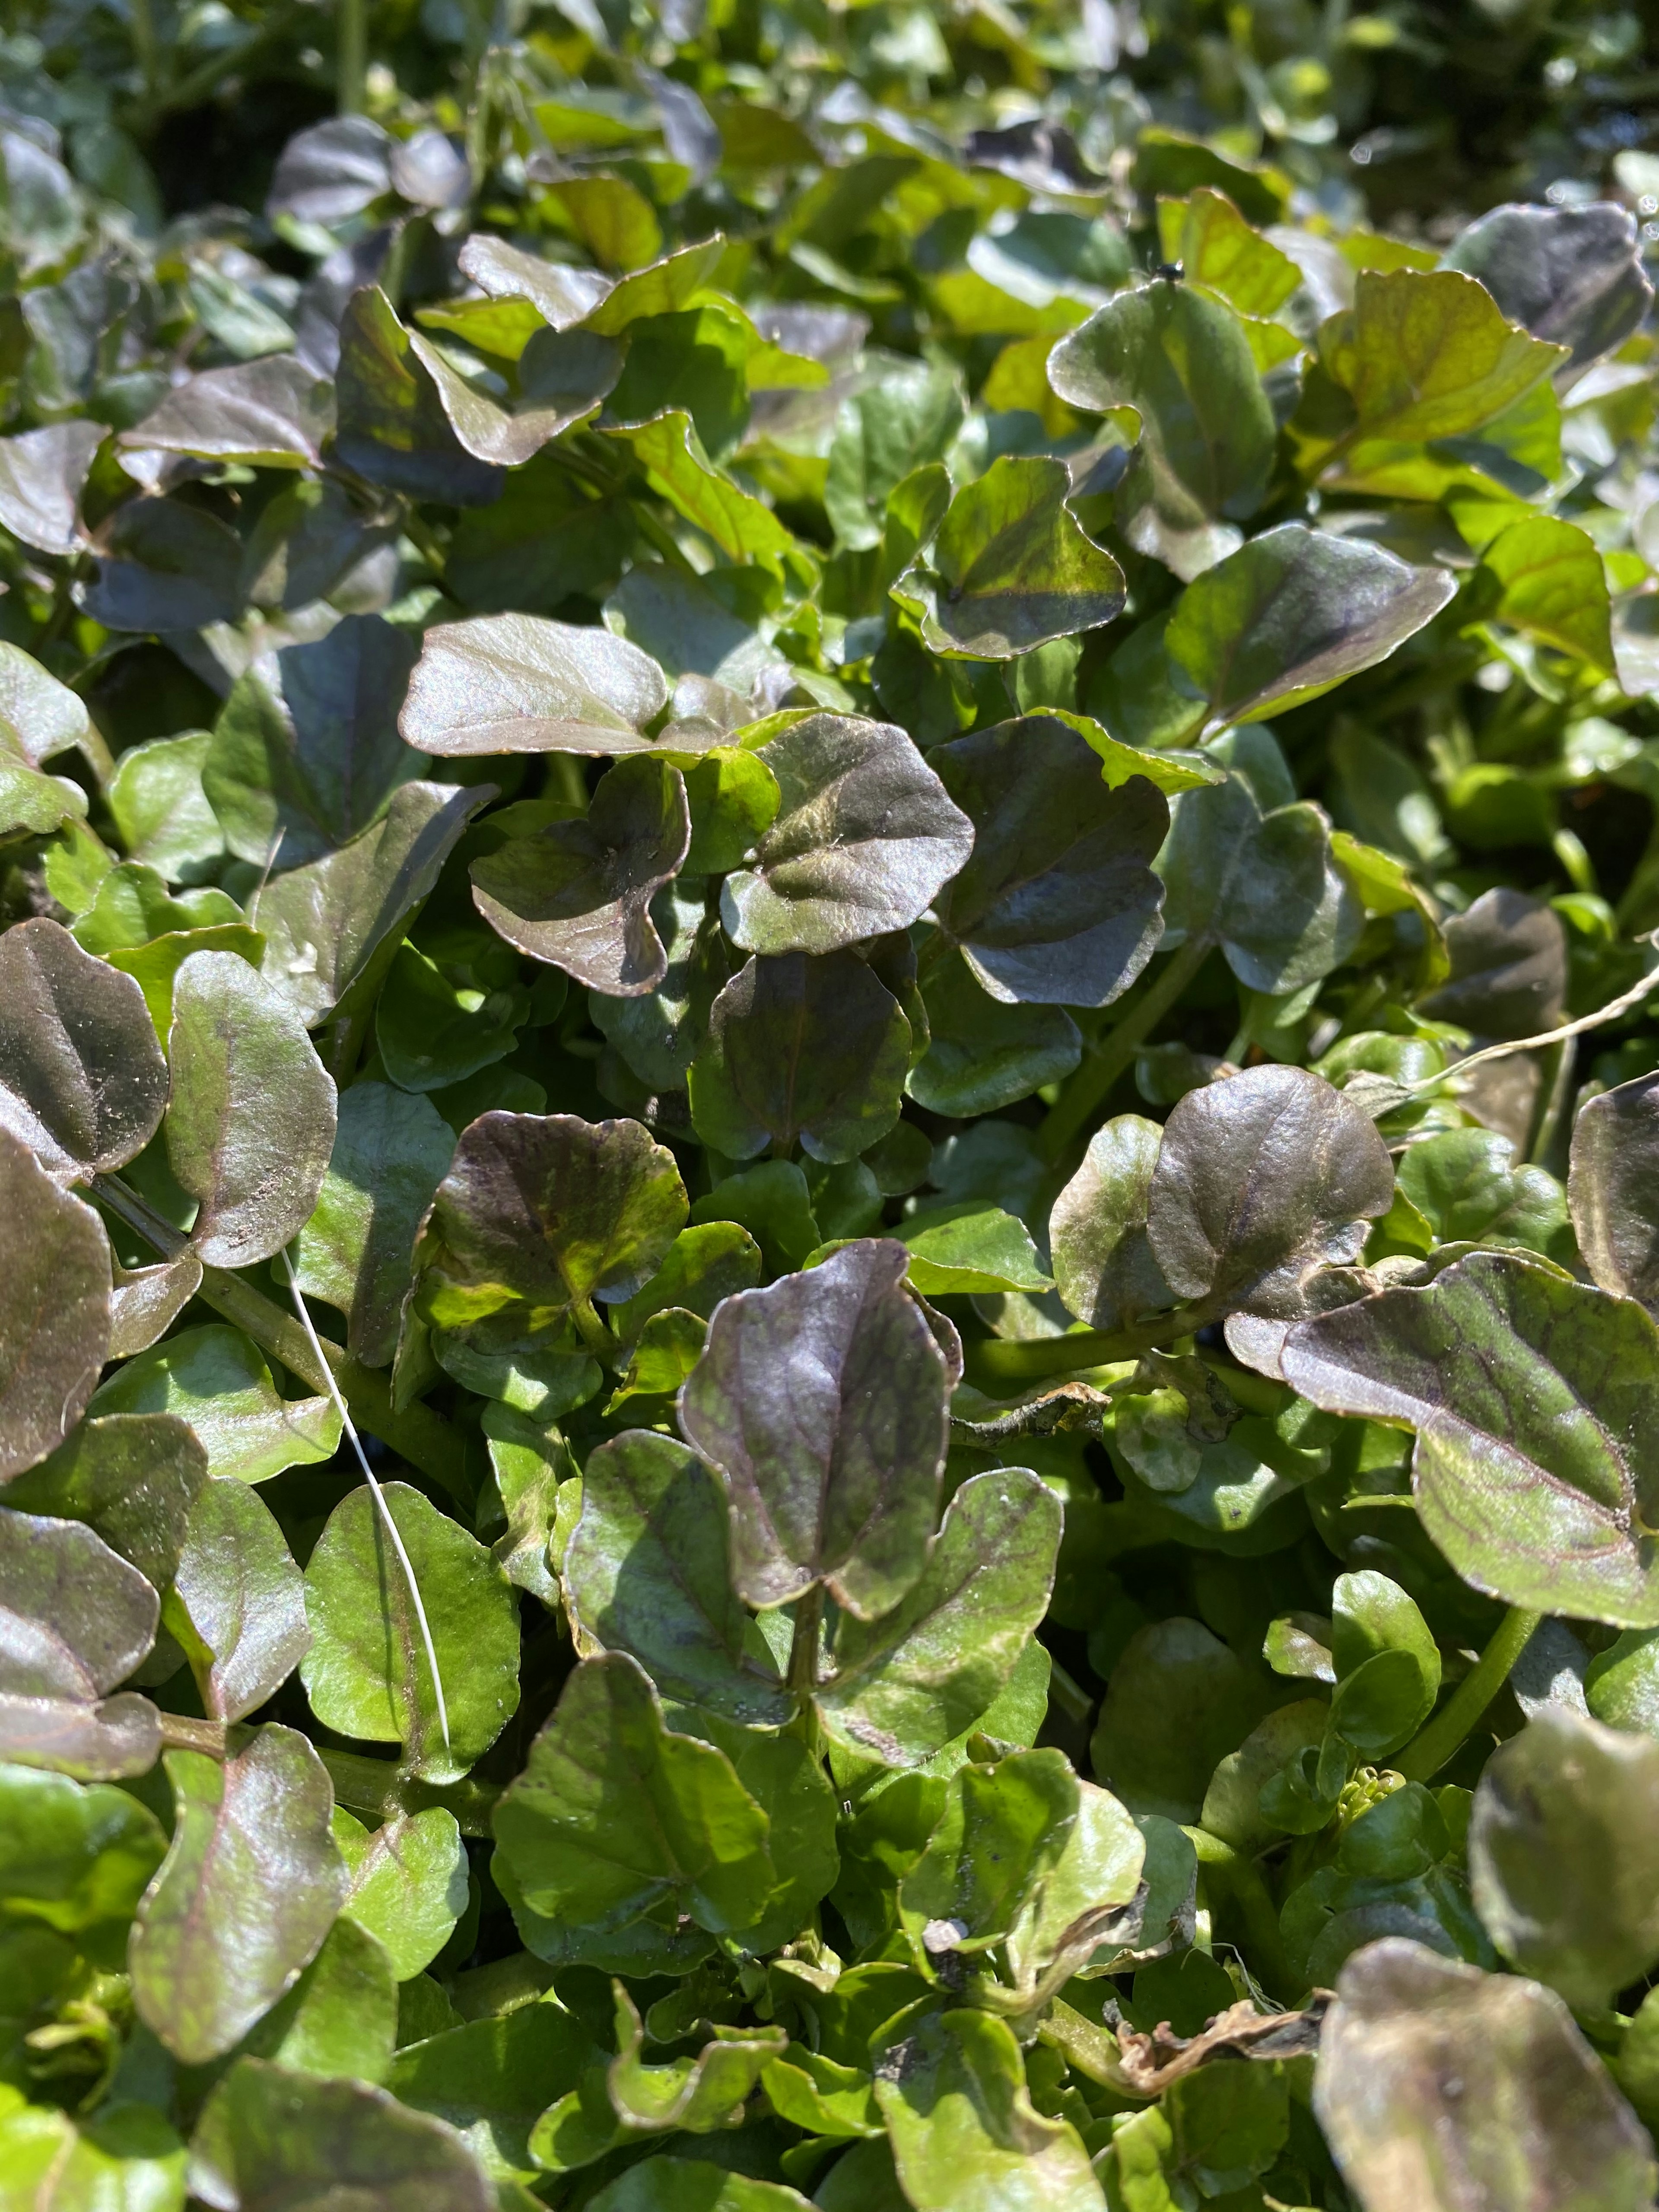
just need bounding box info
[788,1586,823,1700]
[1185,1828,1294,2001]
[90,1173,472,1504]
[569,1295,613,1363]
[1040,936,1212,1162]
[968,1293,1227,1389]
[1395,1606,1541,1783]
[318,1747,501,1835]
[129,0,162,103]
[338,0,369,114]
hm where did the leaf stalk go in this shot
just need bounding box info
[1395,1605,1541,1782]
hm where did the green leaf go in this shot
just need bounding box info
[0,422,102,556]
[0,1506,159,1781]
[1047,282,1276,579]
[418,1112,687,1335]
[375,938,528,1096]
[481,1404,575,1606]
[232,1914,398,2087]
[1314,1938,1656,2212]
[607,1983,788,2131]
[0,1761,166,1957]
[334,1805,470,1981]
[721,715,973,957]
[165,950,336,1267]
[1570,1070,1659,1311]
[471,758,690,993]
[1165,186,1300,317]
[1442,201,1652,377]
[1469,1707,1659,2009]
[1398,1127,1567,1254]
[1158,728,1362,992]
[90,1324,340,1484]
[120,355,333,469]
[1283,1250,1659,1625]
[203,617,424,868]
[1319,268,1568,443]
[604,410,797,565]
[292,1082,455,1367]
[609,1221,763,1341]
[679,1238,950,1618]
[302,1480,520,1783]
[167,1478,309,1723]
[1091,1618,1274,1823]
[1050,1116,1173,1330]
[130,1729,342,2064]
[907,949,1081,1116]
[0,917,168,1181]
[893,455,1125,660]
[408,324,618,468]
[826,362,965,551]
[932,719,1166,1006]
[399,613,668,759]
[0,2084,186,2212]
[1478,515,1614,673]
[677,747,781,876]
[253,782,490,1030]
[106,732,226,884]
[388,2000,603,2177]
[491,1652,774,1939]
[1328,1569,1441,1760]
[0,1132,111,1482]
[565,1429,790,1726]
[689,952,910,1164]
[1164,523,1456,726]
[334,287,504,505]
[588,2159,813,2212]
[3,1411,203,1587]
[876,2007,1103,2212]
[189,2057,495,2212]
[892,1204,1052,1297]
[1147,1065,1394,1317]
[1417,886,1566,1041]
[819,1468,1060,1768]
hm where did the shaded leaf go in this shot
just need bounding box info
[0,421,100,556]
[1417,887,1566,1040]
[689,951,910,1164]
[491,1651,774,1939]
[292,1081,455,1367]
[302,1480,520,1783]
[4,1411,206,1587]
[819,1468,1061,1768]
[1570,1070,1659,1312]
[1165,523,1456,727]
[0,1762,165,1954]
[0,2085,185,2212]
[1051,1116,1174,1331]
[0,917,168,1180]
[165,950,337,1268]
[130,1729,342,2063]
[334,287,503,505]
[0,1508,159,1780]
[678,1238,950,1618]
[0,1131,110,1482]
[204,616,424,868]
[470,757,690,993]
[893,455,1125,659]
[907,949,1081,1116]
[933,719,1166,1006]
[603,410,795,565]
[1314,1938,1655,2212]
[107,731,226,884]
[588,2161,810,2212]
[1443,201,1652,378]
[388,1999,601,2178]
[566,1429,790,1726]
[1284,1250,1659,1625]
[399,613,668,758]
[721,715,973,957]
[237,1914,398,2087]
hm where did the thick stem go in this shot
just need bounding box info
[90,1173,472,1503]
[338,0,368,114]
[1395,1606,1541,1783]
[968,1293,1228,1389]
[787,1586,823,1700]
[318,1747,501,1836]
[1040,936,1212,1162]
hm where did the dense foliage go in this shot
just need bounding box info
[8,2,1659,2208]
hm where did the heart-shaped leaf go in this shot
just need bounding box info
[302,1480,520,1782]
[167,1478,310,1723]
[400,613,668,759]
[817,1467,1061,1767]
[565,1429,791,1727]
[1284,1250,1659,1625]
[335,1806,470,1981]
[1147,1065,1394,1317]
[678,1237,951,1618]
[254,782,488,1030]
[0,1507,159,1779]
[893,454,1125,659]
[932,719,1167,1006]
[0,1131,111,1481]
[1047,281,1277,579]
[1470,1707,1659,2010]
[1165,523,1456,726]
[470,757,690,992]
[418,1112,686,1336]
[720,714,973,957]
[689,951,910,1164]
[292,1082,455,1366]
[1314,1939,1656,2212]
[491,1651,774,1939]
[0,918,168,1180]
[165,950,337,1268]
[204,616,424,868]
